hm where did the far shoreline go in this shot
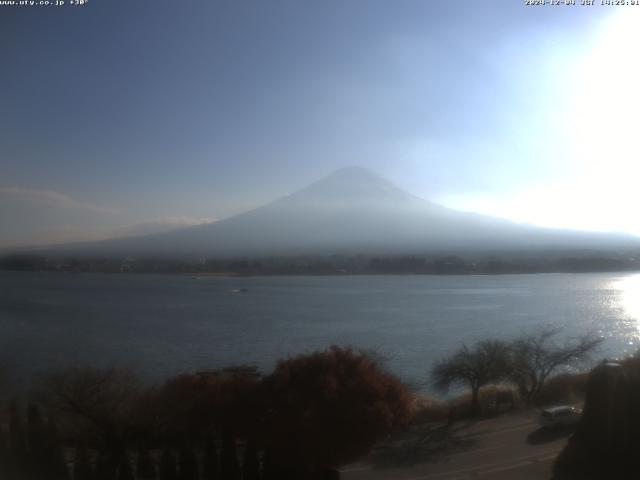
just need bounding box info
[3,251,640,276]
[3,269,640,277]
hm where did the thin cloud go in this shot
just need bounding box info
[0,216,216,249]
[114,216,215,237]
[0,187,119,214]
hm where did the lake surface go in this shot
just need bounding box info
[2,271,640,389]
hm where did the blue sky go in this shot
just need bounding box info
[1,0,637,247]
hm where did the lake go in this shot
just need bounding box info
[2,271,640,390]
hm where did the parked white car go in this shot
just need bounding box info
[538,406,582,429]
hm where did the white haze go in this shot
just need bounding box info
[30,167,638,258]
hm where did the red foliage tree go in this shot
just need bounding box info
[262,346,412,473]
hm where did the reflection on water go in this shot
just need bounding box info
[611,273,640,349]
[616,274,640,320]
[3,271,640,385]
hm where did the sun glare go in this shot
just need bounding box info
[561,10,640,233]
[570,12,640,163]
[614,274,640,326]
[443,11,640,235]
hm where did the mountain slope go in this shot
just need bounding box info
[29,166,640,257]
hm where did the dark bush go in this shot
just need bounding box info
[0,427,10,479]
[535,372,588,405]
[136,447,156,480]
[242,438,260,480]
[159,448,177,480]
[219,429,239,480]
[46,415,70,480]
[178,446,198,480]
[156,366,261,443]
[9,400,27,464]
[116,454,134,480]
[201,433,218,480]
[27,403,47,466]
[74,446,94,480]
[95,452,117,480]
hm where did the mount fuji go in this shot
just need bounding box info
[25,167,640,257]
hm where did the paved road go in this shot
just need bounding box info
[341,411,572,480]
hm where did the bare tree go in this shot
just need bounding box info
[508,328,602,402]
[38,367,140,455]
[431,340,511,415]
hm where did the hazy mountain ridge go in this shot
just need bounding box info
[11,167,640,258]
